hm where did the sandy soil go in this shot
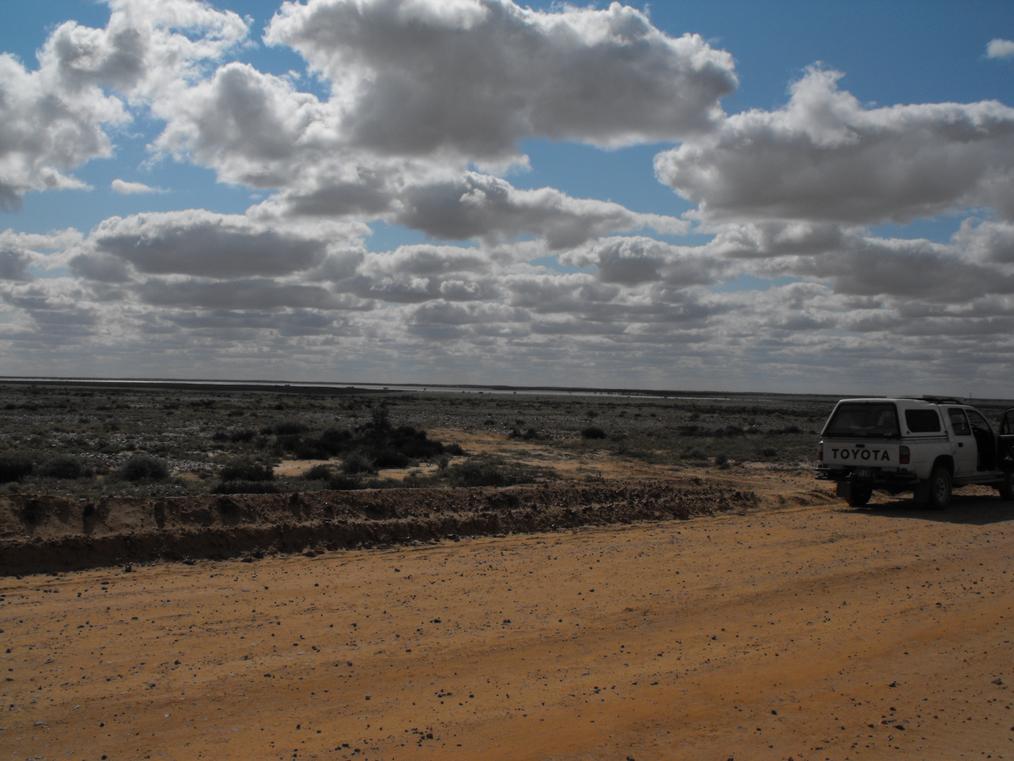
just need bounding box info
[2,472,1011,761]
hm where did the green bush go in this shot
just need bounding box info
[220,459,274,482]
[38,455,88,479]
[119,454,169,482]
[0,453,33,483]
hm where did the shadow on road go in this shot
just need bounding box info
[850,493,1014,525]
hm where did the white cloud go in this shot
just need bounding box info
[136,278,366,311]
[39,0,248,99]
[91,210,329,278]
[0,0,248,209]
[111,178,164,194]
[561,236,727,286]
[394,173,687,248]
[0,53,127,209]
[987,39,1014,60]
[152,62,334,187]
[655,67,1014,223]
[953,218,1014,267]
[0,249,32,281]
[265,0,737,159]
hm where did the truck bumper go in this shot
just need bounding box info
[815,466,920,492]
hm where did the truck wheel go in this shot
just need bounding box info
[999,471,1014,501]
[846,484,873,507]
[926,465,952,509]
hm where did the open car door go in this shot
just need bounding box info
[1000,409,1014,470]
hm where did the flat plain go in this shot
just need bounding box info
[1,381,1012,760]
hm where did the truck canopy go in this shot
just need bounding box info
[823,401,900,439]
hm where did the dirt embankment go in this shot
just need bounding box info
[0,479,756,575]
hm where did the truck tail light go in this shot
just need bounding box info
[899,445,910,465]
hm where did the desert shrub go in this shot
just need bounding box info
[685,448,708,461]
[760,447,779,458]
[230,429,256,443]
[370,405,391,431]
[211,431,229,442]
[714,453,731,469]
[220,459,274,482]
[386,426,444,458]
[213,481,278,494]
[304,464,333,480]
[581,426,607,439]
[0,453,33,483]
[445,458,540,487]
[342,451,376,475]
[372,448,410,469]
[327,475,363,490]
[273,421,308,436]
[38,455,87,479]
[444,443,464,456]
[119,454,169,482]
[317,428,352,455]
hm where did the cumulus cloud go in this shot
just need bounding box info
[561,236,728,286]
[265,0,736,159]
[0,0,248,209]
[111,178,163,194]
[38,0,248,98]
[655,67,1014,223]
[953,219,1014,266]
[68,252,134,283]
[0,249,31,281]
[0,53,127,209]
[152,62,334,187]
[779,231,1014,302]
[987,39,1014,60]
[395,173,686,248]
[137,278,365,311]
[91,210,328,278]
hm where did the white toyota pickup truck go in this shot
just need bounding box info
[816,397,1014,508]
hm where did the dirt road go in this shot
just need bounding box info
[2,485,1011,760]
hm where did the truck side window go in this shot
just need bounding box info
[965,409,992,435]
[905,409,941,432]
[948,408,970,436]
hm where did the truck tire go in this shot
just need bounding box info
[925,465,952,509]
[999,471,1014,501]
[846,483,873,507]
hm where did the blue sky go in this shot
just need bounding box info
[1,0,1013,393]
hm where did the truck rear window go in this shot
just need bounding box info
[904,409,941,433]
[824,402,900,439]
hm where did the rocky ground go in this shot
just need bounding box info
[0,478,755,575]
[1,469,1011,760]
